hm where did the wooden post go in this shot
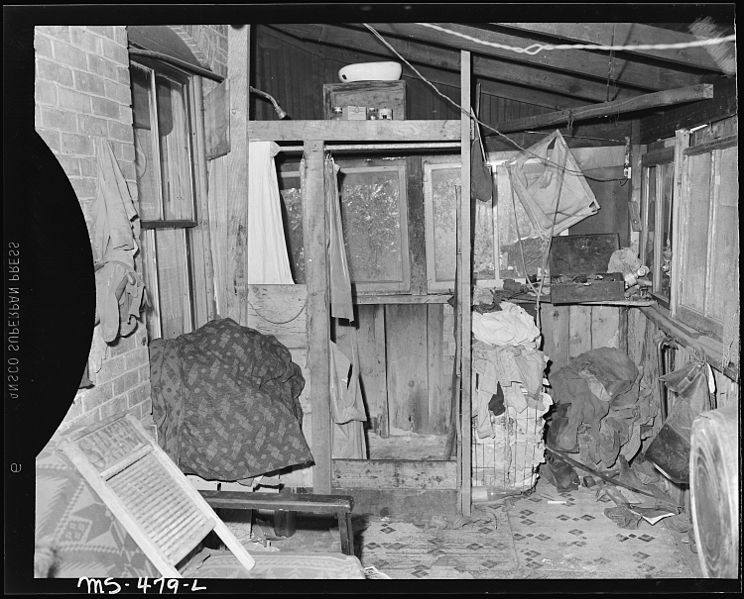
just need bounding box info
[226,25,250,323]
[457,49,472,517]
[303,140,332,494]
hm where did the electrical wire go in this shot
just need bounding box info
[421,22,736,55]
[362,24,630,184]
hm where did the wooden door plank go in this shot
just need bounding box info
[590,305,621,349]
[385,304,429,433]
[569,304,593,359]
[542,304,570,374]
[356,305,389,437]
[427,304,448,434]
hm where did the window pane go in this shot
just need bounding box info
[339,167,406,285]
[430,166,457,282]
[156,74,195,220]
[679,153,712,312]
[278,179,305,283]
[706,146,738,321]
[155,228,193,338]
[658,163,674,300]
[642,166,656,283]
[131,66,162,220]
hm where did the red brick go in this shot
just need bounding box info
[127,381,150,408]
[80,381,113,411]
[101,38,129,64]
[70,28,101,53]
[37,128,61,152]
[35,79,57,106]
[60,133,93,156]
[77,114,108,137]
[36,58,73,87]
[116,66,131,85]
[98,355,126,383]
[107,119,133,143]
[138,364,150,382]
[34,33,54,58]
[99,394,129,419]
[87,54,118,81]
[39,26,71,42]
[91,96,120,118]
[125,347,149,370]
[58,86,92,114]
[103,79,132,105]
[87,26,114,38]
[113,26,128,46]
[69,176,97,198]
[113,370,140,395]
[79,156,96,177]
[55,155,81,177]
[52,40,87,68]
[118,108,133,126]
[74,70,106,96]
[41,107,78,132]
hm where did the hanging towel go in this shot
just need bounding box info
[329,331,367,458]
[246,141,294,284]
[325,155,354,321]
[91,137,145,350]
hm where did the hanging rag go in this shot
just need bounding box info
[91,137,145,357]
[471,120,493,204]
[246,141,294,284]
[325,155,354,321]
[329,329,367,458]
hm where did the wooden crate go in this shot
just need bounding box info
[323,81,406,120]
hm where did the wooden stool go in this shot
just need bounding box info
[201,491,355,555]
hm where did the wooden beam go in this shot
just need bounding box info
[356,23,650,102]
[247,120,461,142]
[302,140,332,494]
[333,459,457,490]
[359,23,702,91]
[497,23,729,72]
[457,49,472,517]
[497,84,714,133]
[270,24,615,108]
[639,77,737,144]
[226,25,250,323]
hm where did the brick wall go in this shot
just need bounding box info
[34,25,152,434]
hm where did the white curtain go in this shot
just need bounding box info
[246,141,294,284]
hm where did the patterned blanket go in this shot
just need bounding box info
[150,318,313,481]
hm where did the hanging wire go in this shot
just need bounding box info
[605,25,617,103]
[424,22,736,55]
[362,24,629,184]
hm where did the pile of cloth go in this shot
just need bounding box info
[546,347,655,471]
[150,318,313,482]
[471,302,552,492]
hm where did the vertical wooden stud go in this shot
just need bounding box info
[302,140,332,494]
[457,49,472,517]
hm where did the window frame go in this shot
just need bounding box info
[670,127,739,340]
[640,145,676,307]
[131,57,209,340]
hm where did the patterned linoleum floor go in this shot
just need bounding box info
[356,478,701,579]
[225,478,702,579]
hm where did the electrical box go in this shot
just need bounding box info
[323,81,406,120]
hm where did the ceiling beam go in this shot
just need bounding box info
[270,24,644,103]
[495,23,728,72]
[265,25,585,110]
[497,83,714,133]
[361,23,703,91]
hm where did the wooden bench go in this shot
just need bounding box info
[200,490,355,555]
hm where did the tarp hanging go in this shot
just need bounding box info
[508,130,599,239]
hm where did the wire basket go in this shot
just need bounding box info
[472,390,552,495]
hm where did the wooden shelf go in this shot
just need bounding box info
[247,119,460,142]
[355,293,452,305]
